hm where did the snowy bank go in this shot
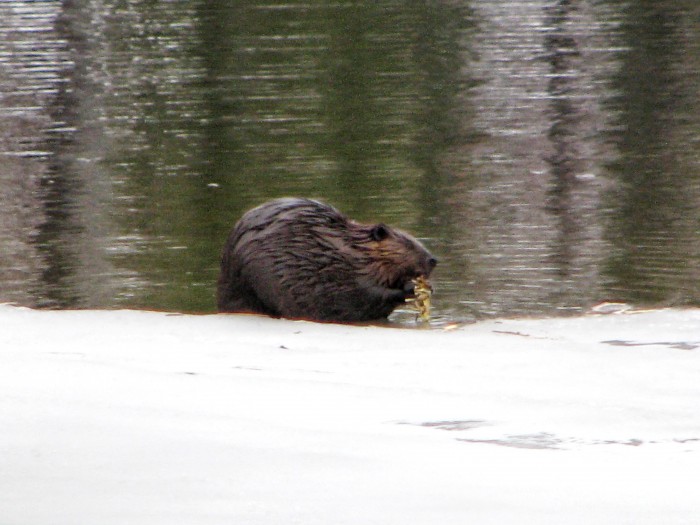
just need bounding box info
[1,304,699,524]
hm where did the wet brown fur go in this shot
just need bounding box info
[217,198,437,322]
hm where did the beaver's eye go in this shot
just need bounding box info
[371,223,389,241]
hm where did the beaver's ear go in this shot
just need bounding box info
[371,223,389,241]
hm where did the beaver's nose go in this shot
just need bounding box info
[428,257,438,269]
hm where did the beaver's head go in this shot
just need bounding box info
[351,222,437,298]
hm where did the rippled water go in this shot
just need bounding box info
[1,1,699,323]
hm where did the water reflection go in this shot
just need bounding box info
[604,1,700,305]
[0,0,698,322]
[0,1,70,307]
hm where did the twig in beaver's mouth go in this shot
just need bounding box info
[406,276,432,322]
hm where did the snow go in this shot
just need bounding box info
[1,304,699,524]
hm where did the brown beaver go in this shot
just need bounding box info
[216,197,437,322]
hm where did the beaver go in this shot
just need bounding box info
[216,197,437,322]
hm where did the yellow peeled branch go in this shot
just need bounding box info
[407,276,432,322]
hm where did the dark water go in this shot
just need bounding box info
[1,1,699,324]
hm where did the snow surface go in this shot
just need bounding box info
[1,304,699,524]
